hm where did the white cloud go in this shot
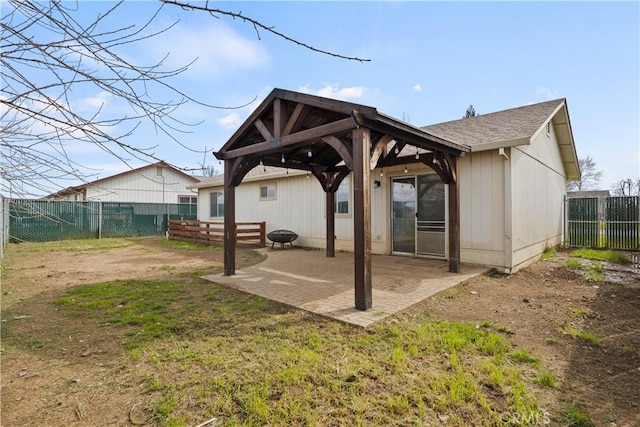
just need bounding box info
[535,87,560,100]
[298,84,367,101]
[217,112,242,129]
[148,23,269,79]
[412,84,422,92]
[76,91,111,112]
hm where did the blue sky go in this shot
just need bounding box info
[14,1,640,193]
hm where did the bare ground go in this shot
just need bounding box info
[1,238,638,426]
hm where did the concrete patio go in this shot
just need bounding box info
[202,248,489,327]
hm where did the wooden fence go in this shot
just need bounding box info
[168,220,266,247]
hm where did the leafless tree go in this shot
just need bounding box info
[611,178,640,196]
[567,156,603,192]
[1,0,368,198]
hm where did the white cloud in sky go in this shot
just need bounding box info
[76,91,111,112]
[217,112,242,129]
[412,84,422,92]
[298,84,367,101]
[148,23,269,79]
[535,87,560,100]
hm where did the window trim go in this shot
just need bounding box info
[209,191,224,218]
[334,176,351,217]
[259,182,277,201]
[178,195,197,204]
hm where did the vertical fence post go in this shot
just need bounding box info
[98,201,103,239]
[260,222,266,246]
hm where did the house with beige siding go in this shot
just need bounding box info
[47,161,200,204]
[191,90,579,275]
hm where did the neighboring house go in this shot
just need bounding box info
[190,90,580,274]
[46,161,200,204]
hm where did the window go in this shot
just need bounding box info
[209,191,224,217]
[178,195,197,204]
[335,177,350,214]
[259,183,276,200]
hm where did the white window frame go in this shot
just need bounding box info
[209,191,224,217]
[178,195,197,204]
[259,183,277,201]
[334,176,351,217]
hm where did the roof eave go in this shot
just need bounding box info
[468,137,531,152]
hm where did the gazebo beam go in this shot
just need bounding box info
[223,117,355,160]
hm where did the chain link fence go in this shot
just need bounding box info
[1,195,9,259]
[7,199,197,243]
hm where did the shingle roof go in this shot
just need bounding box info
[421,99,566,148]
[188,166,305,189]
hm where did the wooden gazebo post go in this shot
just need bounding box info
[223,159,236,276]
[326,191,335,257]
[352,126,372,310]
[447,156,460,273]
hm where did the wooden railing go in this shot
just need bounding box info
[168,220,266,247]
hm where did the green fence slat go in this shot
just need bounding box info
[568,196,639,249]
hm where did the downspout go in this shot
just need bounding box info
[501,147,512,273]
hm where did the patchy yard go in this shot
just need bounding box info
[1,238,638,426]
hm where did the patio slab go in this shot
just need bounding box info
[202,248,489,327]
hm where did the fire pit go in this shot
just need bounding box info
[267,229,298,249]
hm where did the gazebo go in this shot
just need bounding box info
[213,89,470,311]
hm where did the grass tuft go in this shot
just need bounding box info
[541,247,556,260]
[535,370,558,388]
[570,248,630,264]
[571,308,591,318]
[561,403,595,427]
[510,349,539,365]
[566,258,583,270]
[160,239,221,251]
[562,326,599,345]
[584,262,604,282]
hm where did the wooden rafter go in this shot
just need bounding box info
[273,98,286,138]
[221,117,355,160]
[282,103,308,136]
[321,135,353,171]
[253,118,273,141]
[369,135,393,170]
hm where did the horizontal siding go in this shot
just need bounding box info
[199,164,418,254]
[85,168,196,203]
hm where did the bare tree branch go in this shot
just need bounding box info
[567,156,603,192]
[611,178,640,196]
[1,1,252,197]
[2,0,369,199]
[161,0,372,63]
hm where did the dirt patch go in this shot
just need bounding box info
[1,242,638,426]
[1,237,264,309]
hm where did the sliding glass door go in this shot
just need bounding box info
[391,174,446,258]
